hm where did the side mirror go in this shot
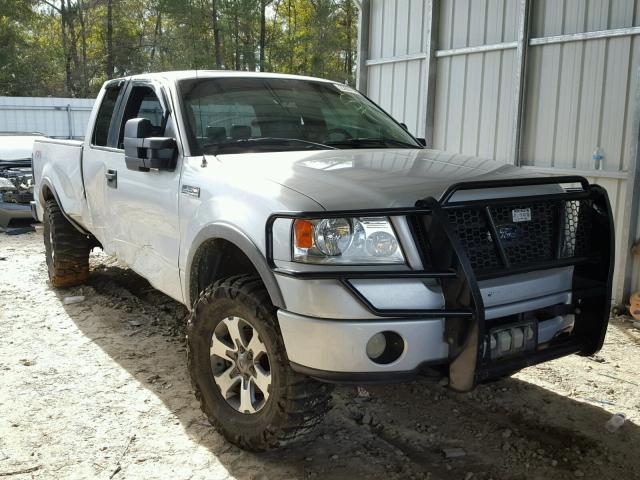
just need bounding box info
[123,118,177,171]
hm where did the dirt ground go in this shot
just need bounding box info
[1,230,640,480]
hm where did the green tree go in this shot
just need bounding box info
[0,0,358,97]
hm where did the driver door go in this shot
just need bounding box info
[105,81,184,302]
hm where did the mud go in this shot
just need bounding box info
[1,231,639,479]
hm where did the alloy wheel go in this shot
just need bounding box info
[210,316,271,414]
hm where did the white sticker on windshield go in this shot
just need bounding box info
[334,83,358,94]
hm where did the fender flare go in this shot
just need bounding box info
[185,223,285,310]
[38,178,90,236]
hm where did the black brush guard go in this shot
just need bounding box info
[265,176,614,391]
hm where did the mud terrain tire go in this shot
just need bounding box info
[187,274,332,451]
[43,199,90,287]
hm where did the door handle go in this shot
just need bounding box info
[105,169,117,188]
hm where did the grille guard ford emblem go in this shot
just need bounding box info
[487,224,520,242]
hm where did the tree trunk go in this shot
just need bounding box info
[211,0,222,68]
[234,14,240,70]
[106,0,114,77]
[245,37,256,71]
[66,5,81,96]
[150,9,161,63]
[287,0,294,71]
[259,0,266,71]
[345,0,353,77]
[78,0,89,96]
[60,0,73,96]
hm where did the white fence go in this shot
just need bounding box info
[0,96,95,140]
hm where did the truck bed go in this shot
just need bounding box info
[32,138,87,227]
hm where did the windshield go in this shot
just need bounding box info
[179,77,422,155]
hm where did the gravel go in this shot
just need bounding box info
[1,231,640,479]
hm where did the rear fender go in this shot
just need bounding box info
[38,179,90,236]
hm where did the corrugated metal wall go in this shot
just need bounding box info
[0,96,94,140]
[362,0,640,303]
[367,0,429,137]
[522,0,640,302]
[434,0,520,163]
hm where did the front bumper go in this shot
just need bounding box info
[278,297,576,382]
[267,177,614,390]
[0,201,32,227]
[278,310,449,380]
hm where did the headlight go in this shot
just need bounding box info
[314,218,353,256]
[293,217,405,264]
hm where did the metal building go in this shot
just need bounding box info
[357,0,640,304]
[0,96,94,140]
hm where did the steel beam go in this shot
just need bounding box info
[621,67,640,303]
[530,26,640,47]
[355,25,640,70]
[0,105,92,111]
[423,0,439,147]
[366,52,427,66]
[519,166,629,180]
[511,0,532,166]
[66,104,74,140]
[435,41,517,58]
[356,0,371,93]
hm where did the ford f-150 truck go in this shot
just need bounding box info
[32,71,614,451]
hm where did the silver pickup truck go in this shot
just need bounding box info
[31,71,614,451]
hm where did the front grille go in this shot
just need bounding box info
[0,191,33,205]
[11,192,33,204]
[561,199,593,258]
[445,199,594,274]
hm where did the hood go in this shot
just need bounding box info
[0,134,45,161]
[213,149,533,210]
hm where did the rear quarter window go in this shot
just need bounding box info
[92,86,121,147]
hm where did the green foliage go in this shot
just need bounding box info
[0,0,358,97]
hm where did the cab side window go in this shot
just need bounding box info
[117,86,165,149]
[92,86,122,147]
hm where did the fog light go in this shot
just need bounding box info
[488,322,537,360]
[512,328,525,349]
[526,326,534,340]
[366,333,387,360]
[498,330,512,353]
[366,331,404,364]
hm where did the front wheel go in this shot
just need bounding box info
[187,274,332,451]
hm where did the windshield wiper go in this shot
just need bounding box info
[326,137,420,149]
[203,137,337,154]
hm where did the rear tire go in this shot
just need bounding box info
[187,274,332,451]
[43,199,90,287]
